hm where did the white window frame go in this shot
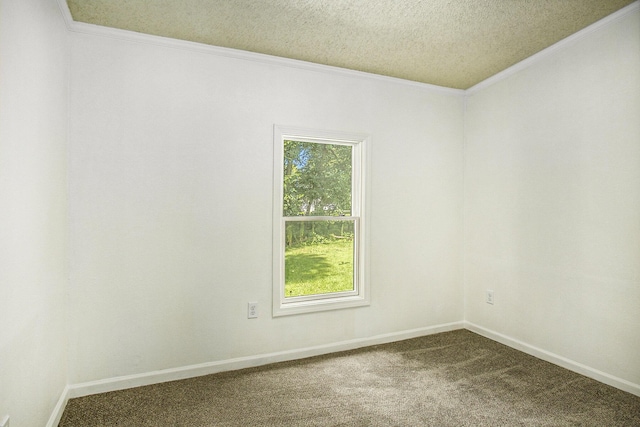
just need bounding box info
[272,125,369,316]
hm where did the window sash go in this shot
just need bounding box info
[281,217,360,303]
[273,125,369,316]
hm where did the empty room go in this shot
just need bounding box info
[0,0,639,425]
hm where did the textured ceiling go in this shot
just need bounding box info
[66,0,635,89]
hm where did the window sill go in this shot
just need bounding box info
[272,294,370,317]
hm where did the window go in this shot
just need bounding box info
[273,126,369,316]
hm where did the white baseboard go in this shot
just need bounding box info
[67,321,464,399]
[464,321,640,397]
[50,320,639,424]
[46,385,70,427]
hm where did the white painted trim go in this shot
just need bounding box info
[57,0,638,96]
[66,322,463,398]
[466,1,640,94]
[56,0,637,96]
[464,322,640,397]
[45,385,70,427]
[57,7,463,97]
[55,321,640,413]
[272,126,370,316]
[54,0,74,30]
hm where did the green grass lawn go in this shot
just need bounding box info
[285,239,354,297]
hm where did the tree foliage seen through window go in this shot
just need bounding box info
[283,140,352,217]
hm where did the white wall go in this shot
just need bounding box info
[0,0,69,425]
[464,8,640,386]
[2,2,635,421]
[67,33,465,384]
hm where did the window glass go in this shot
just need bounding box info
[283,140,352,217]
[284,219,355,298]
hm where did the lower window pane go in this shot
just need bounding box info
[284,220,355,298]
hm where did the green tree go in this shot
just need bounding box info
[283,140,352,216]
[283,140,353,246]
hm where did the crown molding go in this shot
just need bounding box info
[55,0,74,30]
[55,0,463,97]
[55,0,637,97]
[466,0,640,95]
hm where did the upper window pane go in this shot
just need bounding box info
[283,140,352,216]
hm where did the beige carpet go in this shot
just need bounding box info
[59,330,640,426]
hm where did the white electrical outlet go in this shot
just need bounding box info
[248,302,258,319]
[486,290,494,305]
[1,415,10,427]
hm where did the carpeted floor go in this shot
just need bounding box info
[59,330,640,426]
